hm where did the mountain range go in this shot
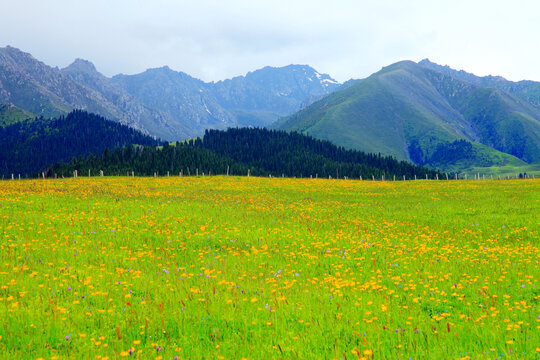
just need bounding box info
[274,59,540,173]
[2,45,540,175]
[0,46,339,140]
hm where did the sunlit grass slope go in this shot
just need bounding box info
[0,103,34,127]
[0,177,538,359]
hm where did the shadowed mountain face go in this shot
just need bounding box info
[275,60,540,167]
[0,46,340,140]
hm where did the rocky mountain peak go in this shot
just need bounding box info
[0,45,42,70]
[64,58,98,75]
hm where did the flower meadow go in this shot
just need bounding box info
[0,176,538,359]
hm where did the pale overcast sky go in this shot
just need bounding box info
[1,0,539,82]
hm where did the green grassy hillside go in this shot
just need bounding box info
[0,103,34,127]
[275,61,540,172]
[423,140,527,173]
[274,62,468,160]
[437,86,540,163]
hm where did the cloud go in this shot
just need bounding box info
[1,0,539,82]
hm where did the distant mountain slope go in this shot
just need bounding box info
[419,59,540,106]
[0,103,34,127]
[275,60,540,169]
[0,46,127,120]
[48,127,440,180]
[421,63,540,163]
[0,110,159,177]
[61,59,181,140]
[211,65,339,126]
[110,64,340,135]
[111,66,231,136]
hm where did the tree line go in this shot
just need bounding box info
[0,110,159,178]
[48,127,441,180]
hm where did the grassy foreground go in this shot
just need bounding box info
[0,177,538,359]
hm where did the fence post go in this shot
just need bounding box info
[75,170,78,178]
[227,165,229,176]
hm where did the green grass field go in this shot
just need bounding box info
[461,162,540,178]
[0,177,538,359]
